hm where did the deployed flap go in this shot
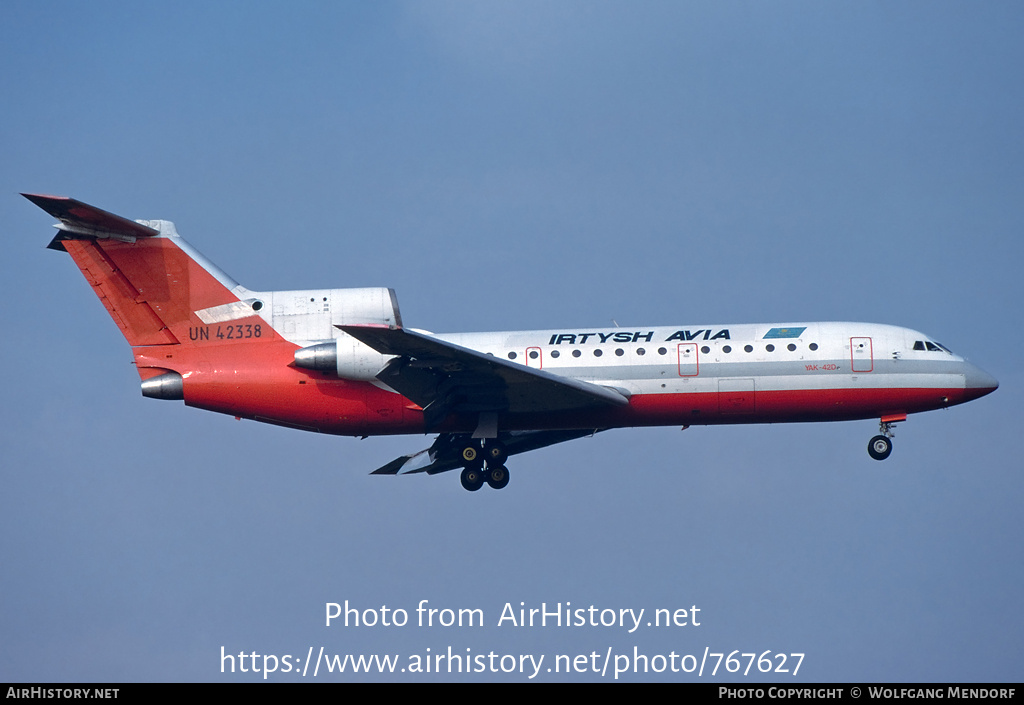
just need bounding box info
[372,429,603,475]
[339,324,629,429]
[22,194,160,244]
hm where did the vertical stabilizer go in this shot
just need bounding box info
[24,194,253,349]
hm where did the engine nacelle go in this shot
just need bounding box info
[140,370,184,400]
[294,337,391,381]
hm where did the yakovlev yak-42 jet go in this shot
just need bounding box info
[25,194,999,492]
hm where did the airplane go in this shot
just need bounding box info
[24,194,999,492]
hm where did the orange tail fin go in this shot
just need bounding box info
[24,194,255,348]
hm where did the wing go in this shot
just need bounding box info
[337,324,629,429]
[372,429,604,475]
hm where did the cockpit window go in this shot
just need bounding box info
[914,340,952,354]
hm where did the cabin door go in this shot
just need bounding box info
[850,337,873,372]
[677,343,698,376]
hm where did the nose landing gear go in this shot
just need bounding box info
[868,435,893,461]
[867,417,899,461]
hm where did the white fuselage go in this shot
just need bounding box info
[426,321,995,428]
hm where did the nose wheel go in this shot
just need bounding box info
[867,419,897,461]
[868,435,893,461]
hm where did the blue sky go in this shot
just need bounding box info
[2,1,1022,682]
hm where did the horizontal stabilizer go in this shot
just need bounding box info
[22,194,160,244]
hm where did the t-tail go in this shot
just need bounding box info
[24,194,408,435]
[23,193,277,399]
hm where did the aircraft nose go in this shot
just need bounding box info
[963,362,999,400]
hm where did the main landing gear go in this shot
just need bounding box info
[867,419,897,461]
[459,440,509,491]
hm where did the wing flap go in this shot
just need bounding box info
[371,430,603,475]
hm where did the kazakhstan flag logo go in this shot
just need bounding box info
[763,327,806,339]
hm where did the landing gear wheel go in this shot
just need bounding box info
[868,435,893,461]
[461,445,480,464]
[460,466,485,492]
[486,464,510,490]
[483,441,508,466]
